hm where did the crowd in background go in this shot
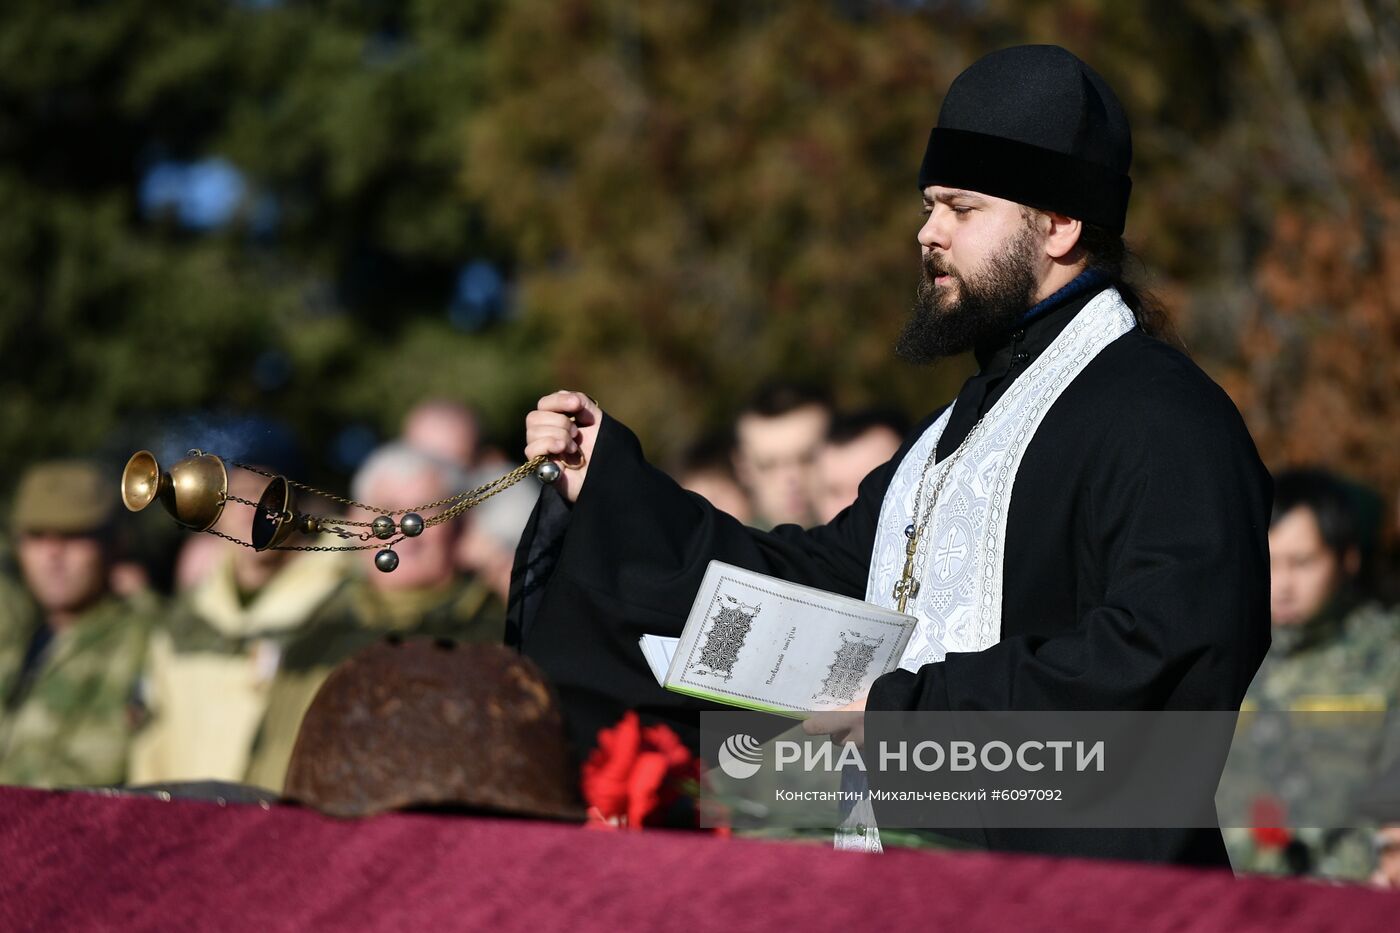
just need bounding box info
[0,387,901,795]
[3,387,1400,888]
[0,398,532,798]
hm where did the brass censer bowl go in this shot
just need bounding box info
[121,450,229,532]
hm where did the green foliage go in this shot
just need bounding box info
[0,0,509,487]
[2,0,1397,484]
[466,0,980,459]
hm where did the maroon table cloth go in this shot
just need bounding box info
[0,786,1392,931]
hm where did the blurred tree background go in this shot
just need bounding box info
[2,0,1398,503]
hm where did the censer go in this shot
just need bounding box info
[120,449,563,572]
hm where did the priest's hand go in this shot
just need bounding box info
[525,390,603,503]
[802,698,867,749]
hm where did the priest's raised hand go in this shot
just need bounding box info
[524,390,602,503]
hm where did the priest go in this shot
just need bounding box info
[507,45,1271,866]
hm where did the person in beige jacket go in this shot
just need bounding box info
[241,443,505,792]
[128,467,344,784]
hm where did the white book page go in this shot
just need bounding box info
[638,634,679,685]
[664,561,915,714]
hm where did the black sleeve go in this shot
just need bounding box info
[866,369,1273,714]
[513,411,913,638]
[505,409,939,757]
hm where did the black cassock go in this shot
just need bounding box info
[507,284,1272,867]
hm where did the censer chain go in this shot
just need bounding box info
[204,528,407,554]
[202,454,551,551]
[223,454,549,519]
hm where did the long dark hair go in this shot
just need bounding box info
[1076,223,1175,342]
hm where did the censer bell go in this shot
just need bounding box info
[121,449,229,531]
[250,474,299,552]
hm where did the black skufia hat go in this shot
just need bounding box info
[919,45,1133,234]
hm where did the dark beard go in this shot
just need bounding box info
[894,225,1040,364]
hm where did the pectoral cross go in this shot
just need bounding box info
[893,523,920,613]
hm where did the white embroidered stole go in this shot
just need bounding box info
[867,287,1137,666]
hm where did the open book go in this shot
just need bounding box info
[638,561,916,716]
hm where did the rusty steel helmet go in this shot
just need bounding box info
[283,640,585,821]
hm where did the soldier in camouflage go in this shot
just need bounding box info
[0,461,152,788]
[243,444,506,792]
[1221,469,1400,881]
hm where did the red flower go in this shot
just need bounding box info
[1250,796,1292,850]
[582,712,700,830]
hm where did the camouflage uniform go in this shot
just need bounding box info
[1221,600,1400,881]
[0,574,40,700]
[243,574,504,792]
[0,459,154,788]
[0,591,151,788]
